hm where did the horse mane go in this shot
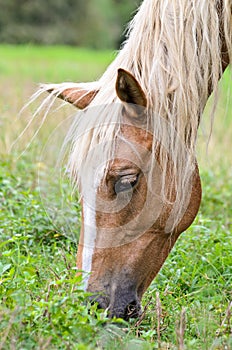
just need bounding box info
[31,0,232,229]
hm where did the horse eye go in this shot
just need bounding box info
[114,174,139,194]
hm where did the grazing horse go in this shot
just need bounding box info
[37,0,231,320]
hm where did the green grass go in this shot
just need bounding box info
[0,44,115,82]
[0,45,232,349]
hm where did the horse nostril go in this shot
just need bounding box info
[124,300,141,321]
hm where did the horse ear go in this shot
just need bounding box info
[42,83,99,109]
[116,68,147,117]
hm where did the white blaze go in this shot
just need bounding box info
[80,160,105,290]
[82,199,97,290]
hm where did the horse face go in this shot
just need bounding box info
[78,123,167,320]
[47,69,201,320]
[76,69,201,320]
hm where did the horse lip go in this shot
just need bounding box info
[88,290,142,320]
[88,293,110,311]
[109,298,142,321]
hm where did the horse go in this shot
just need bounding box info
[35,0,231,320]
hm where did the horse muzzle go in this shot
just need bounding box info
[89,285,142,321]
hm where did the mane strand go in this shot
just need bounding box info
[31,0,232,230]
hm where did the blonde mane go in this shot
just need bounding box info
[66,0,231,214]
[30,0,231,229]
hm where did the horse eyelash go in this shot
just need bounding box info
[114,174,140,194]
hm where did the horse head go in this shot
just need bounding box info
[46,68,202,320]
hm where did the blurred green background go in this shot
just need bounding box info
[0,0,139,49]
